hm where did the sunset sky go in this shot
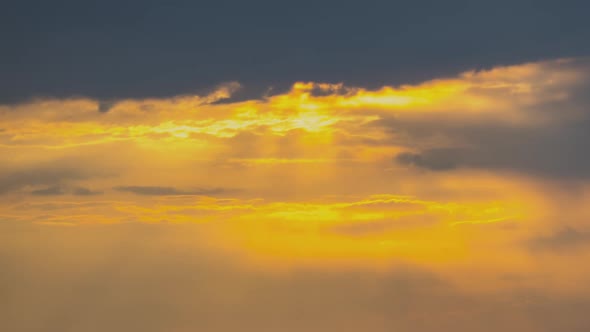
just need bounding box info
[2,1,590,332]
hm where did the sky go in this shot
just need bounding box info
[2,2,590,332]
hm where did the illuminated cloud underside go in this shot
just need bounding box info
[2,58,590,294]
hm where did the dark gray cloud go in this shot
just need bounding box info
[2,1,590,103]
[30,186,65,196]
[396,149,460,171]
[97,100,116,113]
[29,186,102,196]
[528,227,590,252]
[114,185,229,196]
[390,113,590,178]
[0,165,95,195]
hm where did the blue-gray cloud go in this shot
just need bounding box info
[528,227,590,252]
[30,186,103,196]
[30,186,65,196]
[114,186,229,196]
[0,166,93,195]
[2,0,590,103]
[393,119,590,178]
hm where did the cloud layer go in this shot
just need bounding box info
[2,58,590,331]
[2,1,590,103]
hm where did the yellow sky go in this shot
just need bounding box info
[2,58,590,300]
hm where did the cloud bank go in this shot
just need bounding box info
[2,58,590,331]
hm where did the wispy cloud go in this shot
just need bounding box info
[114,186,230,196]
